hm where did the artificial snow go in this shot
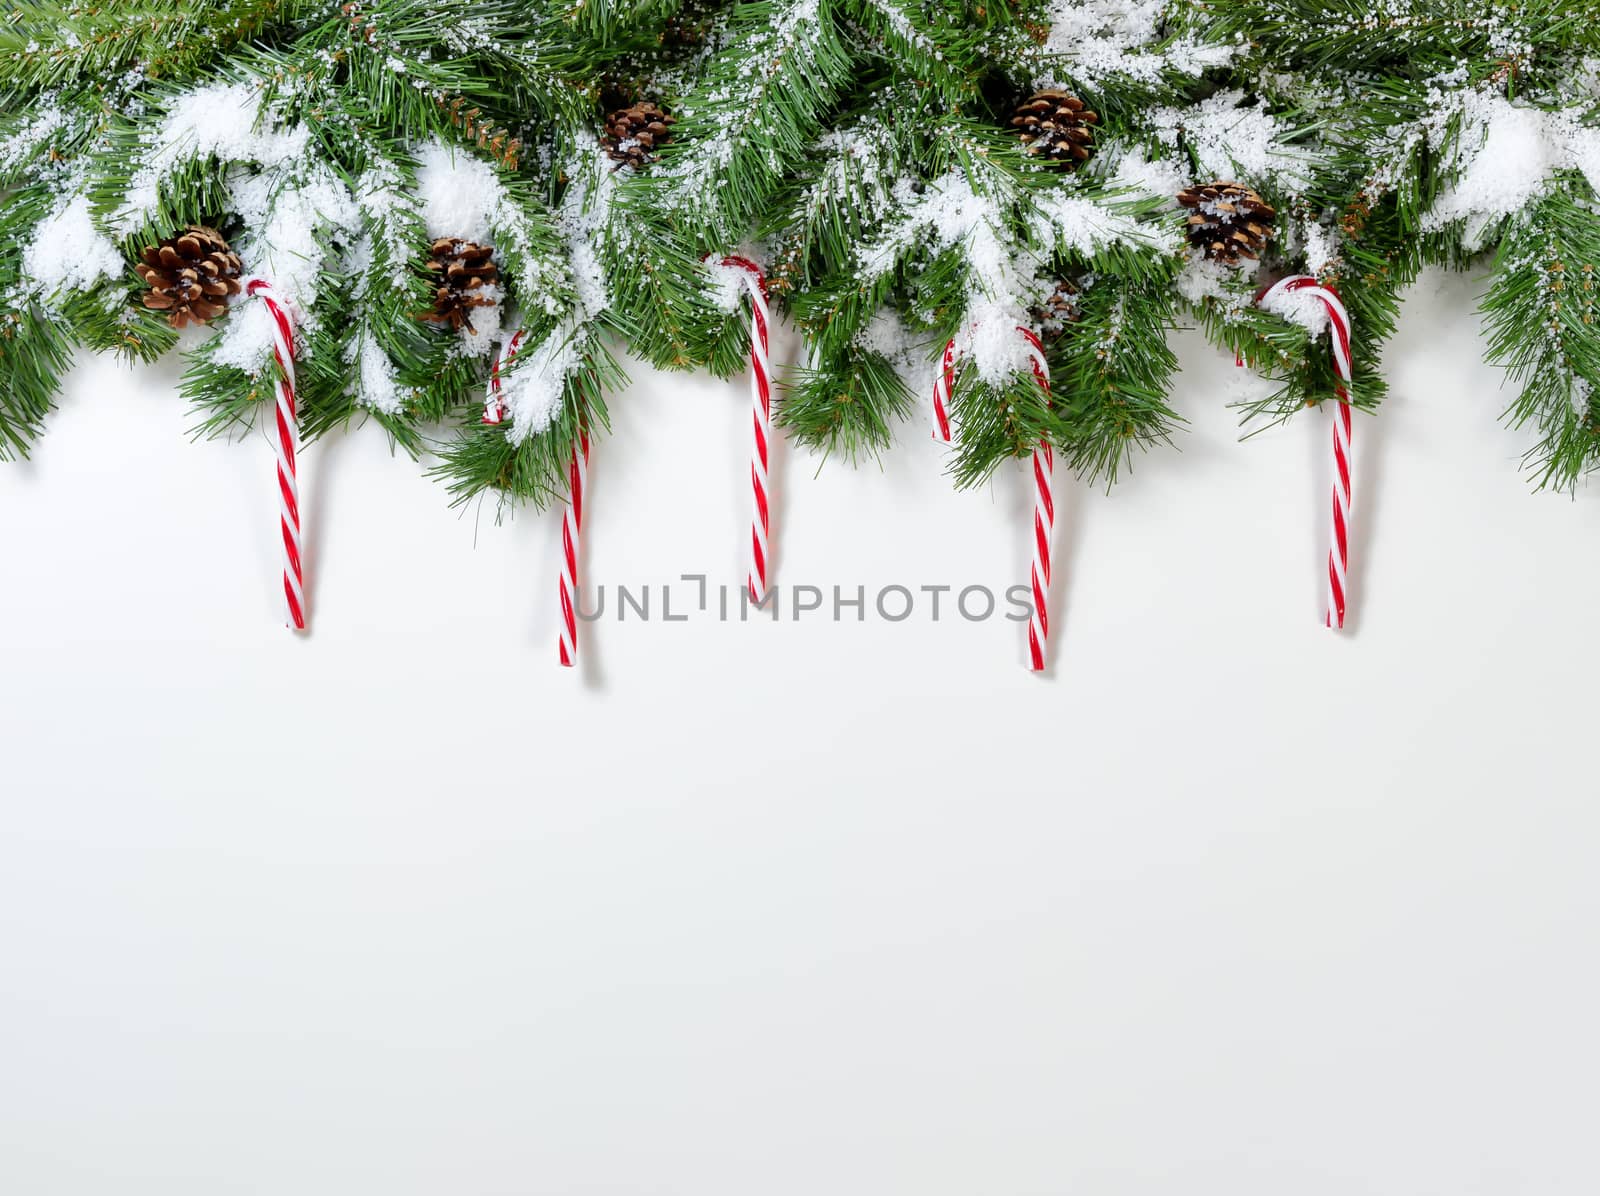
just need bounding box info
[656,0,823,212]
[348,329,404,415]
[0,94,69,178]
[859,169,1159,383]
[1420,90,1600,249]
[810,123,899,216]
[704,255,758,313]
[23,195,123,299]
[1149,90,1317,195]
[1042,0,1237,85]
[861,0,939,62]
[554,134,618,320]
[114,81,309,234]
[211,164,361,373]
[1107,144,1190,205]
[1175,255,1254,309]
[1034,191,1170,256]
[499,324,581,445]
[1300,222,1337,278]
[415,140,501,245]
[1259,282,1331,339]
[353,157,420,287]
[855,308,920,373]
[1571,375,1592,419]
[871,173,1032,381]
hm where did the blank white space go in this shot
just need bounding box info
[2,268,1597,1194]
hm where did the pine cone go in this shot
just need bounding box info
[419,237,499,333]
[1177,181,1277,265]
[1033,278,1081,338]
[1011,89,1098,167]
[135,225,242,329]
[662,0,719,46]
[602,100,674,169]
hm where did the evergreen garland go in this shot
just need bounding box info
[1,0,1597,510]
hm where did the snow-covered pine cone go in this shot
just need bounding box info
[1033,278,1082,338]
[1177,181,1277,265]
[420,237,499,334]
[602,100,674,169]
[135,225,243,329]
[1011,89,1098,167]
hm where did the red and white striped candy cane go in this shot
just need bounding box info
[932,326,1056,670]
[245,279,305,632]
[482,328,525,425]
[930,335,958,440]
[1258,276,1355,630]
[717,255,773,603]
[558,431,591,668]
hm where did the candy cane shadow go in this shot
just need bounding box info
[551,472,609,691]
[764,317,804,594]
[569,523,610,692]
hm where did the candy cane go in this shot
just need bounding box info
[482,328,525,425]
[932,326,1055,670]
[558,431,590,668]
[717,255,773,603]
[245,279,304,631]
[930,336,958,440]
[1258,276,1355,630]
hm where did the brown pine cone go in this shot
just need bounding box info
[419,237,499,334]
[1176,181,1277,265]
[662,0,719,46]
[135,225,242,329]
[1011,89,1098,167]
[602,100,674,169]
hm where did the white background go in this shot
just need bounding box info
[2,268,1598,1193]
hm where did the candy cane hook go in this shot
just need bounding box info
[1259,276,1355,630]
[932,327,1056,670]
[245,279,305,631]
[482,328,525,425]
[716,255,773,603]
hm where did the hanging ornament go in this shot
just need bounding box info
[244,279,306,632]
[601,100,675,169]
[1010,90,1098,167]
[932,328,1057,671]
[707,255,774,603]
[1258,276,1356,630]
[135,225,243,328]
[419,237,499,333]
[1177,182,1277,264]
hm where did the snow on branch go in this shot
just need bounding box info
[1149,90,1318,196]
[1412,89,1600,249]
[1040,0,1238,87]
[112,81,309,236]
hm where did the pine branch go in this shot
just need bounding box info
[431,332,623,509]
[779,348,916,458]
[645,0,855,247]
[1482,187,1600,489]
